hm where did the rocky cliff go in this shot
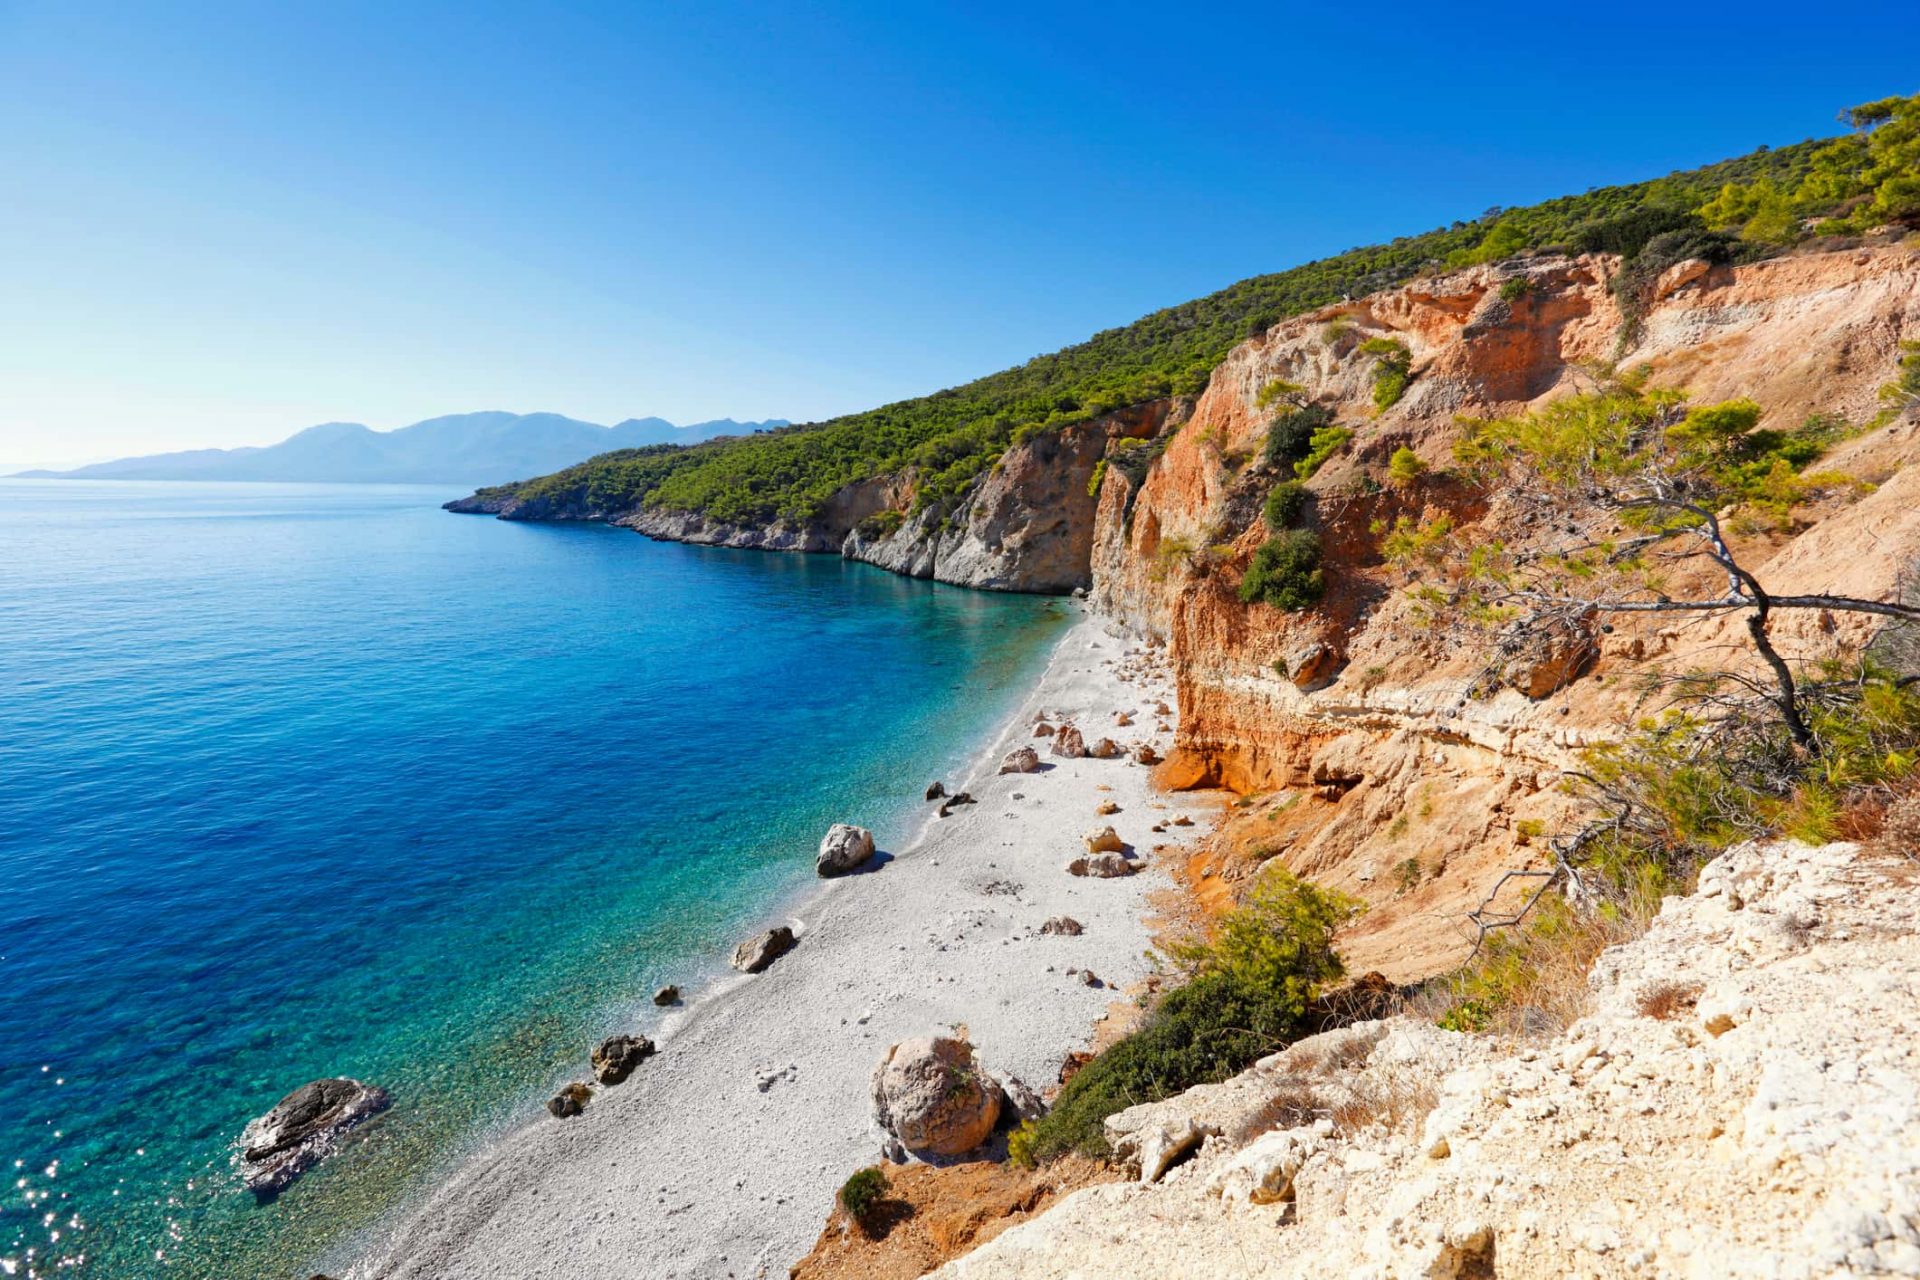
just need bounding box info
[930,839,1920,1279]
[1097,242,1920,976]
[448,400,1186,594]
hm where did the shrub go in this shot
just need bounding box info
[1357,338,1413,412]
[1018,871,1359,1163]
[839,1167,889,1231]
[1498,276,1535,303]
[1263,480,1309,530]
[857,509,905,538]
[1883,340,1920,411]
[1393,856,1423,895]
[1387,446,1425,487]
[1086,458,1109,498]
[1265,403,1335,467]
[1240,530,1325,611]
[1293,424,1354,479]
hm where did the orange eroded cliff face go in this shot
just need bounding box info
[1093,243,1920,978]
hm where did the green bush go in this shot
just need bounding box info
[1293,424,1354,479]
[1017,871,1359,1163]
[1239,530,1325,611]
[1388,446,1425,487]
[857,509,906,538]
[839,1167,889,1230]
[1086,458,1109,498]
[1498,276,1535,303]
[1263,480,1309,530]
[1358,338,1413,412]
[1264,403,1335,467]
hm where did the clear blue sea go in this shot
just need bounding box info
[0,480,1070,1279]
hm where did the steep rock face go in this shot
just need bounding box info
[1092,243,1920,975]
[846,401,1182,592]
[931,841,1920,1280]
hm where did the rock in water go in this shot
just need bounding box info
[1051,726,1087,758]
[925,780,946,801]
[871,1036,1003,1160]
[999,746,1041,774]
[816,823,877,877]
[732,925,798,973]
[547,1081,591,1118]
[1083,825,1125,853]
[591,1033,656,1084]
[237,1077,390,1198]
[653,984,681,1006]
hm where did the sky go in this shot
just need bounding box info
[2,2,1917,470]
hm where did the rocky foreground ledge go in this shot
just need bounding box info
[926,839,1920,1279]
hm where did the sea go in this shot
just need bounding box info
[0,480,1071,1278]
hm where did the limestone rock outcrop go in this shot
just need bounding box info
[933,841,1920,1279]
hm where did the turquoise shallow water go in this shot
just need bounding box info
[0,480,1070,1279]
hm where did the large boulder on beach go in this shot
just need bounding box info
[1051,726,1087,758]
[591,1033,656,1084]
[999,746,1041,774]
[816,823,876,877]
[871,1036,1003,1160]
[1083,825,1125,853]
[925,780,946,801]
[732,925,798,974]
[237,1077,390,1198]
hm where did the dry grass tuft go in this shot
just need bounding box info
[1636,980,1704,1021]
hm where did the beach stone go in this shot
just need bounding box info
[870,1036,1003,1160]
[1095,799,1120,815]
[994,1072,1049,1124]
[1134,743,1161,765]
[1089,737,1123,759]
[1033,722,1056,737]
[1083,825,1125,853]
[1172,814,1193,827]
[591,1033,656,1085]
[732,925,798,973]
[1154,701,1172,715]
[547,1081,591,1118]
[1068,852,1135,878]
[1114,711,1133,726]
[925,780,946,801]
[999,747,1041,774]
[1039,916,1084,936]
[937,792,976,817]
[237,1077,391,1198]
[1051,726,1086,758]
[816,823,877,877]
[653,984,680,1006]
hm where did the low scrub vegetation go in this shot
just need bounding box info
[1012,872,1359,1165]
[1239,529,1325,611]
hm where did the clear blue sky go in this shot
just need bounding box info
[2,1,1916,468]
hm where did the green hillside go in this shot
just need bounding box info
[468,93,1917,529]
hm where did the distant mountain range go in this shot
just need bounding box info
[11,412,788,485]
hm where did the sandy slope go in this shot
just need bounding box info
[359,611,1210,1280]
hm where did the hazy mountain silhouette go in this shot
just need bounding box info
[12,412,786,485]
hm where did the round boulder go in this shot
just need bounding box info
[817,823,877,877]
[870,1036,1003,1160]
[999,746,1041,775]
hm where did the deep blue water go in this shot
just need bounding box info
[0,481,1070,1279]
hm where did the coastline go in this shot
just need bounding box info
[354,608,1210,1279]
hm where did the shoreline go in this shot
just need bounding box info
[354,609,1210,1279]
